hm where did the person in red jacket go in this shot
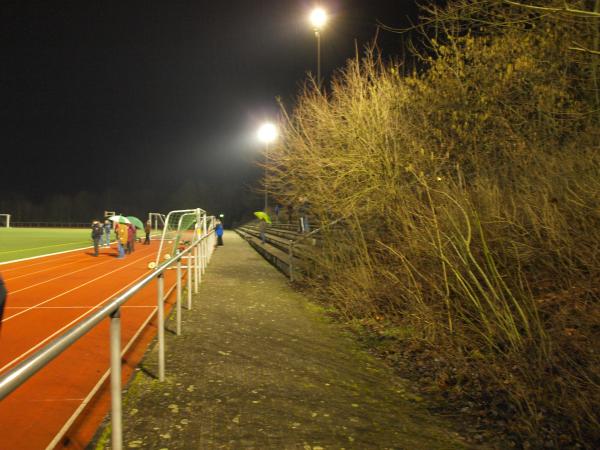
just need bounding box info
[127,223,135,254]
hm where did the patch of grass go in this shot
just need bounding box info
[0,228,93,262]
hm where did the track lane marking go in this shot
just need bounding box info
[7,258,117,295]
[6,305,155,309]
[4,259,86,282]
[0,253,83,274]
[0,264,158,374]
[2,252,154,321]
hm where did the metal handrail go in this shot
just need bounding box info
[0,222,216,450]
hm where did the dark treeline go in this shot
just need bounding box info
[0,180,261,227]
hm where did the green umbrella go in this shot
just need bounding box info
[127,216,144,229]
[253,211,271,224]
[108,215,130,224]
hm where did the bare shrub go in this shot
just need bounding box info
[269,0,600,445]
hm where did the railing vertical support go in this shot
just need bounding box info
[202,239,207,274]
[289,242,294,282]
[109,307,123,450]
[194,246,199,293]
[176,259,182,336]
[187,256,192,309]
[157,273,165,382]
[196,238,204,284]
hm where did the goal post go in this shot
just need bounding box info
[0,214,10,228]
[148,212,166,231]
[151,208,207,268]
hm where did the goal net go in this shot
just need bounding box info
[152,208,207,267]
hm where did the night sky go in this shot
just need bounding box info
[1,1,434,220]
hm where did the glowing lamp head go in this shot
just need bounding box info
[310,7,327,29]
[257,122,278,144]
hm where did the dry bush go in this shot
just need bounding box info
[268,0,599,446]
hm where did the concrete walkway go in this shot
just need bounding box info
[93,231,469,449]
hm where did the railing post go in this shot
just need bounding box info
[109,307,123,450]
[194,246,199,293]
[157,273,165,381]
[196,239,204,284]
[203,239,207,273]
[289,241,294,282]
[176,259,182,336]
[187,255,192,309]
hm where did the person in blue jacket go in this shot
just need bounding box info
[216,220,224,246]
[103,220,112,247]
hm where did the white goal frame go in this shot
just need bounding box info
[148,212,166,231]
[0,214,10,228]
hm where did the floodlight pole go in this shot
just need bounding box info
[264,142,269,212]
[315,29,321,87]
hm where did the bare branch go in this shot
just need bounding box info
[504,0,600,18]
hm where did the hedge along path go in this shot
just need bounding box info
[97,231,471,449]
[0,240,186,450]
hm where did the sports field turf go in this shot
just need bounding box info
[0,228,94,263]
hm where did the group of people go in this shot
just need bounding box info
[91,218,152,259]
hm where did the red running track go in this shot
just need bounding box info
[0,240,182,449]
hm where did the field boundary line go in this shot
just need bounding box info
[0,232,161,266]
[0,241,90,255]
[0,244,98,266]
[0,262,160,374]
[2,252,153,321]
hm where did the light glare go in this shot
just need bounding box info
[257,122,278,143]
[310,7,327,29]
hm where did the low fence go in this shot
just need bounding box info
[0,226,216,450]
[8,222,91,228]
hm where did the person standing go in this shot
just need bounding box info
[126,223,135,254]
[117,223,128,258]
[91,220,103,256]
[216,220,224,246]
[0,274,7,335]
[298,197,310,233]
[259,219,267,244]
[103,220,112,247]
[144,220,151,245]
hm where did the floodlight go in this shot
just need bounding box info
[257,122,278,144]
[310,7,327,29]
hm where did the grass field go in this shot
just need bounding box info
[0,228,95,263]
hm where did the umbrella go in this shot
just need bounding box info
[108,215,130,224]
[253,211,271,224]
[127,216,144,229]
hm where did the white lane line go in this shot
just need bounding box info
[0,252,83,274]
[0,243,102,267]
[4,258,85,282]
[7,258,115,295]
[0,264,156,374]
[6,305,155,310]
[46,279,179,450]
[2,252,153,321]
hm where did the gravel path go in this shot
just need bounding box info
[92,230,470,450]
